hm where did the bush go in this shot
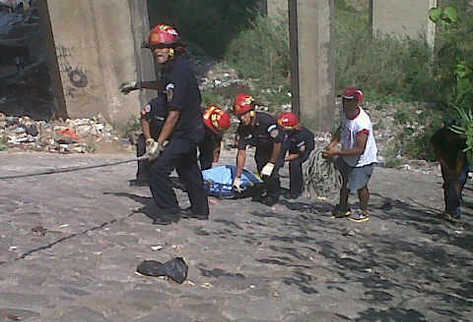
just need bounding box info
[335,8,436,102]
[225,13,290,86]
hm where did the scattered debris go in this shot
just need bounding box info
[31,225,47,236]
[0,112,127,154]
[200,282,213,289]
[1,310,21,321]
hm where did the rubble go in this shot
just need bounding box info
[0,112,126,154]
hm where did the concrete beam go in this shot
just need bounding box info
[39,0,154,123]
[289,0,335,132]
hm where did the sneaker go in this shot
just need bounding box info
[348,210,370,222]
[444,212,461,223]
[332,204,351,218]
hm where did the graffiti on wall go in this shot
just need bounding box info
[56,45,88,98]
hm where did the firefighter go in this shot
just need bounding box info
[200,104,231,170]
[278,112,315,199]
[431,126,469,223]
[139,24,209,223]
[232,93,284,206]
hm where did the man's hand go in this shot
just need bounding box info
[145,138,161,161]
[119,81,140,94]
[233,177,244,193]
[261,162,274,177]
[323,146,338,158]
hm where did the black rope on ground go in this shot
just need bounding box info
[0,156,147,180]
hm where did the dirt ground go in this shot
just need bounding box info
[0,149,471,322]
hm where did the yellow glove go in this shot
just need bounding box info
[145,138,161,161]
[261,162,274,177]
[233,177,244,193]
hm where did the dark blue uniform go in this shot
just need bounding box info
[199,126,223,170]
[148,55,209,218]
[431,127,469,220]
[136,96,167,183]
[282,127,315,197]
[237,112,284,201]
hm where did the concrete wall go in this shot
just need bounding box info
[289,0,335,132]
[267,0,287,18]
[40,0,154,123]
[372,0,437,47]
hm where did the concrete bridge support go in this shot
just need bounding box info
[289,0,335,131]
[38,0,154,123]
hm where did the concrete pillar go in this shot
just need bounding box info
[289,0,335,132]
[372,0,437,48]
[39,0,154,123]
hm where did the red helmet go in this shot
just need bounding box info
[278,112,300,129]
[148,24,181,49]
[203,105,231,133]
[233,93,255,116]
[342,88,364,105]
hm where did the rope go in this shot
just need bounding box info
[0,156,148,181]
[303,149,342,199]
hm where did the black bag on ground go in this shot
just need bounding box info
[136,257,188,284]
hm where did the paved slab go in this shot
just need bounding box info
[0,150,472,321]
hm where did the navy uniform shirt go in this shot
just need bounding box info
[236,112,283,150]
[140,96,168,139]
[203,125,223,147]
[162,55,204,141]
[283,126,315,156]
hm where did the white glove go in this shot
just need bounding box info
[145,138,161,161]
[261,162,275,177]
[233,177,244,193]
[119,81,140,94]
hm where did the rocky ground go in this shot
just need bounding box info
[0,149,472,322]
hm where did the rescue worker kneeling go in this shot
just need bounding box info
[199,104,231,170]
[131,94,168,186]
[232,93,283,206]
[278,112,315,199]
[142,24,209,222]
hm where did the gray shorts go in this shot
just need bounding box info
[335,157,374,192]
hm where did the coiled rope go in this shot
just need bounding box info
[303,149,342,199]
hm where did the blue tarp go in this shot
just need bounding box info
[202,165,261,198]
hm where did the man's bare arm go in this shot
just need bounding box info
[236,149,246,178]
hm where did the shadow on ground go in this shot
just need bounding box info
[104,192,181,225]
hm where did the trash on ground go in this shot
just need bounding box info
[136,257,188,284]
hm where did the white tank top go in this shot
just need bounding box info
[340,107,378,167]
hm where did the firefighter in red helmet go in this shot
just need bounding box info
[120,24,209,223]
[200,105,231,170]
[232,93,284,206]
[277,112,315,199]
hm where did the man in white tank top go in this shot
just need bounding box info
[324,88,377,222]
